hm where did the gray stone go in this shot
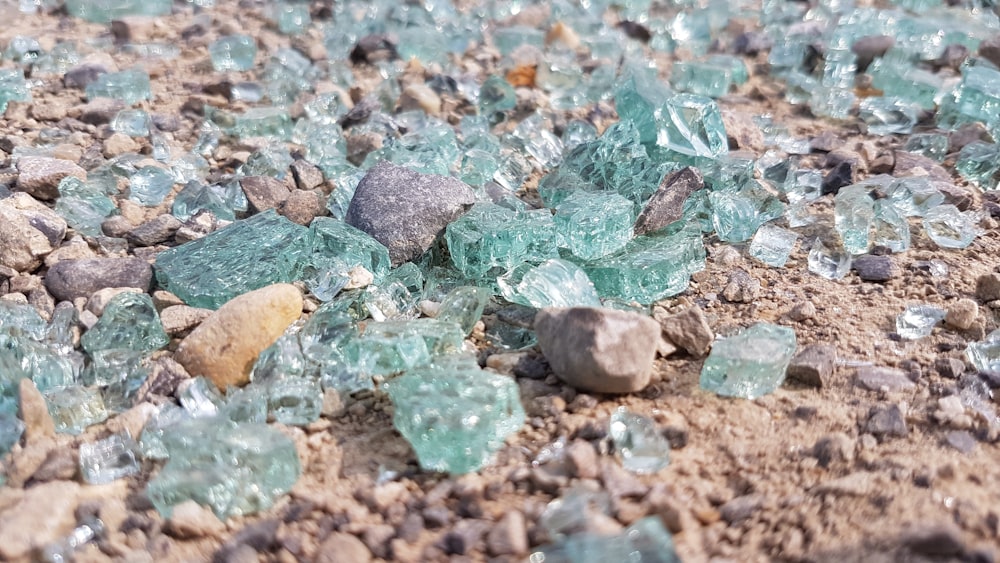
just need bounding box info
[486,511,528,556]
[720,494,764,524]
[944,430,976,453]
[64,63,109,89]
[935,357,966,379]
[240,176,290,214]
[851,35,895,71]
[0,203,55,273]
[316,532,372,563]
[15,156,87,200]
[44,257,153,301]
[852,255,896,282]
[534,307,661,394]
[812,432,855,468]
[564,439,599,479]
[166,500,227,539]
[655,306,714,357]
[76,98,126,125]
[721,268,760,303]
[786,344,837,388]
[346,161,476,265]
[127,214,182,246]
[101,215,134,238]
[975,273,1000,302]
[893,150,951,183]
[442,519,490,556]
[903,523,965,557]
[855,366,915,392]
[945,298,979,330]
[5,193,67,246]
[634,167,705,236]
[279,189,326,226]
[865,404,908,438]
[948,122,993,154]
[290,160,324,191]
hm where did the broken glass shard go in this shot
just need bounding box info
[44,385,108,435]
[362,263,424,322]
[81,293,168,355]
[609,408,670,474]
[966,329,1000,372]
[834,185,875,255]
[54,177,117,237]
[896,304,946,339]
[478,75,517,117]
[383,355,525,474]
[531,516,681,563]
[922,204,981,249]
[111,109,152,137]
[445,203,558,280]
[700,323,797,399]
[209,35,257,72]
[436,286,491,335]
[955,142,1000,191]
[554,191,635,260]
[267,376,321,426]
[79,432,141,484]
[308,216,392,287]
[902,133,949,162]
[497,259,601,309]
[884,177,944,217]
[342,319,464,377]
[748,224,797,267]
[65,0,170,22]
[872,200,911,253]
[128,166,175,206]
[85,68,150,105]
[0,68,31,114]
[859,97,918,135]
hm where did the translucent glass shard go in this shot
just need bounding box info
[436,287,490,335]
[342,319,464,377]
[478,75,517,116]
[65,0,170,22]
[128,166,176,206]
[308,217,392,290]
[531,516,681,563]
[700,323,797,399]
[43,385,109,435]
[85,68,151,105]
[748,224,797,267]
[0,69,31,113]
[859,97,918,135]
[445,203,558,280]
[497,259,601,309]
[79,432,141,484]
[209,35,257,72]
[154,210,311,309]
[554,191,635,260]
[267,377,321,426]
[872,200,911,253]
[903,133,949,162]
[896,304,946,340]
[383,355,525,474]
[955,142,1000,191]
[609,408,670,474]
[967,329,1000,372]
[834,185,875,255]
[81,293,168,356]
[922,204,981,249]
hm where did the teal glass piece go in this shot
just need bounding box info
[809,85,855,120]
[922,204,981,249]
[271,4,311,35]
[955,142,1000,191]
[493,26,545,54]
[445,203,558,279]
[111,109,152,137]
[436,286,490,335]
[342,319,465,377]
[171,181,235,222]
[834,185,875,254]
[207,106,294,140]
[0,334,80,393]
[866,55,942,110]
[896,304,946,339]
[0,412,24,456]
[609,407,670,474]
[561,119,597,151]
[622,85,729,158]
[221,386,268,424]
[139,403,190,459]
[3,36,42,65]
[81,293,168,355]
[967,329,1000,372]
[128,166,175,206]
[146,420,300,519]
[583,224,706,304]
[0,300,48,340]
[395,28,449,65]
[699,323,797,399]
[807,239,851,280]
[707,54,749,85]
[155,210,311,309]
[459,148,499,186]
[382,354,525,474]
[478,75,517,117]
[308,217,392,285]
[209,35,257,72]
[43,386,109,435]
[510,113,564,169]
[937,64,1000,135]
[531,516,681,563]
[178,376,225,418]
[872,200,911,253]
[83,348,146,387]
[260,47,318,105]
[267,377,321,426]
[902,133,949,162]
[85,68,151,105]
[884,177,944,217]
[239,143,294,180]
[363,263,424,321]
[65,0,170,22]
[554,191,635,260]
[709,186,785,243]
[670,59,734,98]
[79,432,141,485]
[497,259,601,309]
[0,68,31,114]
[748,224,797,267]
[859,97,918,135]
[253,331,309,386]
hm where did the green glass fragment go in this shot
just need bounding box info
[902,133,949,162]
[554,191,635,260]
[709,186,785,243]
[497,259,601,309]
[834,184,876,255]
[700,323,797,399]
[670,59,734,98]
[128,166,176,206]
[81,293,168,356]
[867,53,942,110]
[343,319,465,377]
[748,224,797,267]
[937,64,1000,136]
[884,177,944,217]
[0,69,31,114]
[308,217,392,289]
[383,355,525,474]
[922,204,981,249]
[609,407,670,474]
[111,109,152,137]
[531,516,681,563]
[44,385,109,435]
[65,0,170,22]
[209,35,258,72]
[206,106,294,140]
[807,239,851,280]
[79,432,141,485]
[478,75,517,117]
[0,412,24,456]
[859,97,918,135]
[85,68,151,105]
[872,200,911,253]
[363,263,424,321]
[267,376,321,426]
[436,286,490,335]
[955,142,1000,191]
[155,210,311,309]
[966,329,1000,372]
[445,203,558,279]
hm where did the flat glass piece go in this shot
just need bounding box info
[937,64,1000,134]
[922,204,981,249]
[872,200,911,253]
[79,432,141,484]
[54,177,118,238]
[80,293,168,355]
[267,376,321,426]
[807,239,851,279]
[128,166,176,206]
[383,355,525,474]
[178,376,225,418]
[709,186,785,243]
[154,210,311,309]
[436,286,490,335]
[896,304,946,339]
[65,0,170,22]
[670,59,734,98]
[342,319,465,377]
[43,385,109,435]
[834,184,875,255]
[554,191,635,260]
[209,35,257,72]
[884,177,944,217]
[308,216,392,286]
[497,259,601,309]
[111,109,152,137]
[445,203,558,280]
[362,263,424,322]
[955,142,1000,191]
[859,97,918,135]
[609,408,670,474]
[85,68,151,105]
[0,412,25,456]
[967,329,1000,372]
[700,323,797,399]
[748,224,797,267]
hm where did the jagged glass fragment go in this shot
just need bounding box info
[967,329,1000,372]
[43,386,108,435]
[670,59,734,98]
[561,120,597,150]
[171,181,235,222]
[383,354,525,474]
[79,432,141,484]
[868,54,942,110]
[884,177,944,217]
[700,323,797,399]
[531,516,681,563]
[896,304,946,339]
[54,177,118,237]
[903,133,949,162]
[0,412,24,456]
[937,64,1000,135]
[342,319,464,377]
[436,286,490,335]
[709,186,785,243]
[955,142,1000,191]
[308,217,392,286]
[0,68,31,113]
[85,68,150,105]
[111,109,152,137]
[221,386,268,424]
[554,191,635,260]
[155,210,311,309]
[445,203,558,279]
[510,113,564,169]
[748,224,797,267]
[207,106,294,140]
[363,263,424,321]
[209,35,257,71]
[834,185,875,254]
[65,0,170,22]
[872,200,911,253]
[128,166,175,206]
[178,376,225,418]
[478,75,517,116]
[859,97,918,135]
[80,293,168,355]
[807,239,852,279]
[922,204,981,249]
[498,259,601,309]
[267,376,321,426]
[609,408,670,474]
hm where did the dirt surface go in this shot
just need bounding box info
[2,1,1000,563]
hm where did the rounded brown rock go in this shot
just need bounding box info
[174,283,302,391]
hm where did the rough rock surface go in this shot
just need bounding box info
[14,156,87,200]
[346,161,476,265]
[44,257,153,301]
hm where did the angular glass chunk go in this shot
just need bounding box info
[178,376,225,418]
[445,203,558,279]
[748,224,797,267]
[700,323,797,399]
[436,286,491,335]
[221,385,268,424]
[81,293,168,355]
[834,185,875,254]
[510,113,564,169]
[872,200,911,253]
[155,210,311,309]
[967,329,1000,372]
[267,376,321,426]
[111,109,152,137]
[896,304,946,340]
[171,180,235,222]
[583,224,706,304]
[0,412,25,456]
[609,408,670,474]
[902,133,949,162]
[65,0,170,22]
[1,334,80,393]
[0,300,48,340]
[43,385,109,435]
[531,516,681,563]
[83,347,147,387]
[554,191,635,260]
[922,204,981,249]
[342,319,464,377]
[0,68,31,114]
[955,142,1000,191]
[809,85,855,120]
[55,176,118,237]
[478,75,517,117]
[127,166,175,206]
[79,432,141,484]
[498,259,601,309]
[383,355,525,474]
[362,263,423,322]
[207,106,294,140]
[146,420,300,519]
[308,217,391,286]
[617,81,729,158]
[709,187,785,243]
[859,97,918,135]
[884,177,944,217]
[867,54,942,110]
[937,64,1000,135]
[85,68,151,105]
[670,59,734,98]
[209,35,257,72]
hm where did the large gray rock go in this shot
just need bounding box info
[45,257,153,301]
[535,307,661,394]
[346,161,476,265]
